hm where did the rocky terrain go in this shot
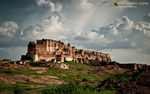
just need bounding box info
[0,63,30,70]
[95,68,150,94]
[0,62,149,94]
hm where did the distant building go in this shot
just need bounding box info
[21,39,111,65]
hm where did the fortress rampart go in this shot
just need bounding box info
[21,39,111,64]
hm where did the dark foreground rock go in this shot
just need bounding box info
[95,69,150,94]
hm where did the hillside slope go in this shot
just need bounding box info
[0,62,149,94]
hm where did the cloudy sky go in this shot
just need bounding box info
[0,0,150,64]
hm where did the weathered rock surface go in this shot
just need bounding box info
[0,74,65,84]
[95,70,150,94]
[0,63,30,70]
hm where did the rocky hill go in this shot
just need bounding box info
[0,61,149,94]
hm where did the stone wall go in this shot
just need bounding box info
[22,38,111,65]
[118,63,147,70]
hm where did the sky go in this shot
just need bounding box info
[0,0,150,64]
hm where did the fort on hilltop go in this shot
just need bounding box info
[21,39,111,65]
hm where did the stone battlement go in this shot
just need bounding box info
[21,39,111,64]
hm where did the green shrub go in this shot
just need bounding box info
[41,83,78,94]
[29,63,46,67]
[99,90,115,94]
[41,83,101,94]
[82,78,88,82]
[13,85,24,94]
[109,73,131,82]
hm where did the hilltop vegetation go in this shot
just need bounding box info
[0,61,149,94]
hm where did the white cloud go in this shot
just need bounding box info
[41,16,65,32]
[0,21,19,39]
[72,15,150,51]
[112,27,119,35]
[79,0,94,11]
[20,12,150,56]
[118,16,134,30]
[143,13,150,22]
[36,0,62,12]
[134,22,150,37]
[22,15,69,41]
